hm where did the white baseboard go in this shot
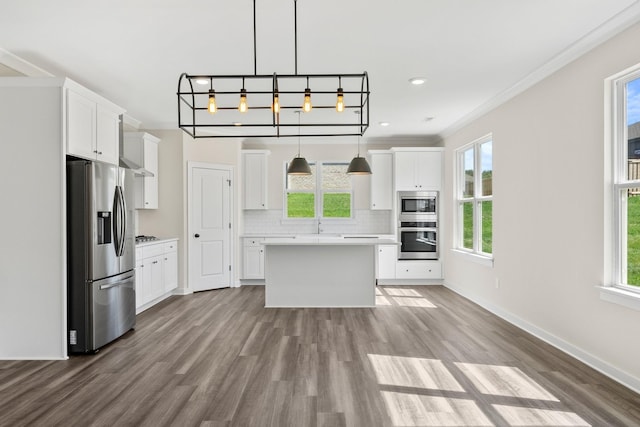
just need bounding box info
[377,279,443,286]
[444,281,640,395]
[0,356,68,360]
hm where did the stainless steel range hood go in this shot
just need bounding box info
[118,115,155,177]
[119,157,154,177]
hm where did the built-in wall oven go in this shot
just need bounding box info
[398,191,439,260]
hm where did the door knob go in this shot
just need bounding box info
[194,233,200,238]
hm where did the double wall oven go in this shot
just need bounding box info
[397,191,438,260]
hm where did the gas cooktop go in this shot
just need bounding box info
[135,235,158,243]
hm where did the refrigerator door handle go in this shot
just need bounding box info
[114,186,126,257]
[113,186,123,257]
[119,185,128,257]
[112,187,120,256]
[99,281,126,290]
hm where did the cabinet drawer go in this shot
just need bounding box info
[244,238,265,247]
[163,241,178,253]
[396,261,442,279]
[142,243,164,259]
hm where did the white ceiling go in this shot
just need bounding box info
[2,0,640,142]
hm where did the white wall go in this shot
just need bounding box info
[442,21,640,391]
[0,84,66,359]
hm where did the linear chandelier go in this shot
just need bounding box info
[177,0,370,139]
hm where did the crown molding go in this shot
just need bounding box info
[0,48,52,77]
[441,1,640,139]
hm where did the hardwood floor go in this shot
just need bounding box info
[1,285,640,426]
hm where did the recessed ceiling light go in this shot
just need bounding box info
[409,77,426,85]
[195,78,209,85]
[379,122,390,127]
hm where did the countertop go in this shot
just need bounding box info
[242,233,396,240]
[262,237,398,246]
[135,237,179,247]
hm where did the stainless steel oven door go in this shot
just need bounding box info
[398,227,438,260]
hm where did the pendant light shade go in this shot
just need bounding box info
[347,111,371,175]
[347,156,371,175]
[287,111,312,175]
[287,157,312,175]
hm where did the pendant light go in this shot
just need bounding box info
[208,79,217,114]
[287,111,312,175]
[208,89,217,114]
[239,78,248,113]
[336,77,344,112]
[272,90,280,113]
[302,77,312,112]
[347,112,372,175]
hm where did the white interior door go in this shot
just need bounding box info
[188,164,231,292]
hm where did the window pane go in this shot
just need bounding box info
[481,140,493,196]
[323,193,351,217]
[462,202,473,249]
[627,78,640,180]
[627,192,640,286]
[287,193,315,218]
[481,200,493,254]
[463,148,474,197]
[287,163,316,190]
[322,163,350,190]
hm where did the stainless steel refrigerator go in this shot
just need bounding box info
[67,157,136,353]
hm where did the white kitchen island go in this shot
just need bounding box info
[263,237,397,308]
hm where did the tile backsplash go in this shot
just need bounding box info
[243,209,392,235]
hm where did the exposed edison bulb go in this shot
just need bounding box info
[239,88,248,113]
[271,92,280,113]
[336,88,344,112]
[208,90,217,114]
[303,88,312,112]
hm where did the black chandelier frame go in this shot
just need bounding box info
[176,0,370,139]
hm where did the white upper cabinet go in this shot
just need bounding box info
[368,150,393,210]
[123,132,160,209]
[394,149,443,191]
[242,150,270,210]
[95,105,120,165]
[66,82,124,166]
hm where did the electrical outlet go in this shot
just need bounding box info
[495,278,500,289]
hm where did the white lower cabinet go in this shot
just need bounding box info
[376,245,397,279]
[395,260,442,279]
[163,242,178,293]
[376,246,443,280]
[135,239,179,312]
[243,238,265,279]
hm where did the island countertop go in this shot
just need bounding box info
[262,237,398,246]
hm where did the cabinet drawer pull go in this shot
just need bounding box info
[152,260,159,264]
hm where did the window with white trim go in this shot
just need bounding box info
[456,135,493,257]
[284,161,353,219]
[612,69,640,291]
